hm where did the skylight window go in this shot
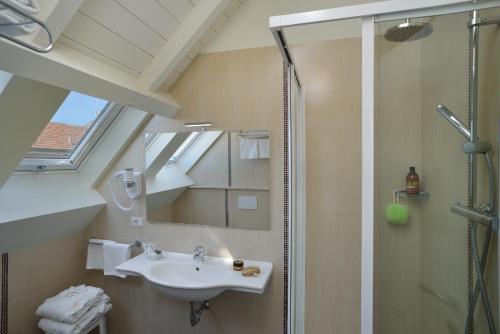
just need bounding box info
[19,92,122,171]
[168,132,201,163]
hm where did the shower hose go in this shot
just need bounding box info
[463,151,497,334]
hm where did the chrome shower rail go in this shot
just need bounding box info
[0,0,53,53]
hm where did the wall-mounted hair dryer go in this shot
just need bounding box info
[107,167,142,211]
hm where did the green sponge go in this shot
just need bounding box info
[385,203,409,224]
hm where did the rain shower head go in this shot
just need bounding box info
[384,19,433,42]
[436,104,471,139]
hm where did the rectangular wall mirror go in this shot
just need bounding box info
[145,129,271,230]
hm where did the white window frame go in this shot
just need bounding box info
[144,132,160,151]
[18,103,123,171]
[166,131,203,164]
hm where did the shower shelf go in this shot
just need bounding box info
[396,190,429,199]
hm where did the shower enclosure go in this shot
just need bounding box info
[271,1,500,334]
[375,8,500,333]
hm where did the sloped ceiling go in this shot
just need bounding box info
[0,0,242,119]
[0,0,244,251]
[58,0,243,89]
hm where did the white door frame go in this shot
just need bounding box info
[270,1,500,333]
[288,65,306,334]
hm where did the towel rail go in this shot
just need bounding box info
[0,0,53,53]
[89,239,142,249]
[235,130,270,140]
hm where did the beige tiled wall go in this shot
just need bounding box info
[374,29,424,334]
[291,38,363,333]
[8,233,86,334]
[82,46,285,334]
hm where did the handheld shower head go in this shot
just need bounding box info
[436,104,471,140]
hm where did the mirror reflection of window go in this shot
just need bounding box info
[168,132,201,163]
[145,130,271,230]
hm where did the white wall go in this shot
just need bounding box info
[203,0,378,53]
[0,76,69,188]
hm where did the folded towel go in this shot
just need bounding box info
[103,242,131,278]
[240,138,259,159]
[86,239,110,270]
[1,0,39,14]
[0,0,39,36]
[258,138,270,159]
[35,285,107,324]
[38,302,112,334]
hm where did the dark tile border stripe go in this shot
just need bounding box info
[1,253,8,334]
[283,63,289,334]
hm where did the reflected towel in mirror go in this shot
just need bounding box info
[258,138,270,159]
[240,138,259,159]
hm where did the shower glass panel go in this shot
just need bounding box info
[375,8,499,334]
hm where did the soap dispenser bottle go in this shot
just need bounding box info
[406,166,420,195]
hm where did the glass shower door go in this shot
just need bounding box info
[374,8,499,334]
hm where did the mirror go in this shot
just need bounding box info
[145,130,271,230]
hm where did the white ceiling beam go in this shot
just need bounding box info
[140,0,230,91]
[34,0,86,45]
[0,41,181,118]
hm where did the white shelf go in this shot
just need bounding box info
[396,190,429,199]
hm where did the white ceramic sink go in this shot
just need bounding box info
[116,251,273,301]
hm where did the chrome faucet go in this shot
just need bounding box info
[193,246,204,263]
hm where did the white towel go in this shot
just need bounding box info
[38,302,112,334]
[86,239,113,270]
[103,242,131,278]
[0,0,39,35]
[35,285,107,324]
[1,0,39,14]
[240,138,259,160]
[258,138,270,159]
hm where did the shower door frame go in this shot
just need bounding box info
[270,0,500,333]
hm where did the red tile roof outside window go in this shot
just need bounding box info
[22,92,109,166]
[31,122,89,153]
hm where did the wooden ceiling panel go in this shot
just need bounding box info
[80,0,165,56]
[63,12,152,72]
[211,12,228,32]
[156,0,194,23]
[114,0,180,40]
[224,0,240,17]
[59,0,240,86]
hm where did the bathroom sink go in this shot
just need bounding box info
[115,251,273,301]
[150,262,233,286]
